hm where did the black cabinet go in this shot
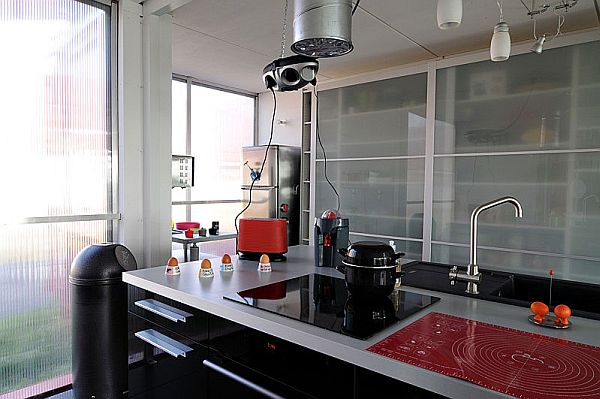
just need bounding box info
[128,286,209,345]
[127,286,447,399]
[127,313,208,398]
[206,349,312,399]
[355,367,445,399]
[209,315,355,399]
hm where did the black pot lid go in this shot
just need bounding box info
[344,241,402,267]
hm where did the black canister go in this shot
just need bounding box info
[69,243,137,399]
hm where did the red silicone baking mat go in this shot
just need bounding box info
[367,312,600,399]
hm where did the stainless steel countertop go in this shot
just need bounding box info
[123,245,600,399]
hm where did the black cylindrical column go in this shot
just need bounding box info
[69,243,137,399]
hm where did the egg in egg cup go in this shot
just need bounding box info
[257,254,272,273]
[165,257,181,276]
[220,253,234,272]
[199,258,215,278]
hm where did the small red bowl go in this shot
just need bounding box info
[176,221,200,230]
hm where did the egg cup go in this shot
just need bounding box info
[165,265,180,275]
[220,263,234,272]
[258,262,272,273]
[199,268,214,278]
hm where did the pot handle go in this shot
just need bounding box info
[391,252,405,262]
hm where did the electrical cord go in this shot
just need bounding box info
[234,87,277,254]
[352,0,361,15]
[313,85,341,214]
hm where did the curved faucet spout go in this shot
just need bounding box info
[470,196,523,267]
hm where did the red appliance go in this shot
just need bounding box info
[238,218,288,261]
[368,312,600,399]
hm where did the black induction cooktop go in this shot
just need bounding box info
[223,274,440,340]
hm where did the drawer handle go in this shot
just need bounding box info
[135,299,193,323]
[203,360,286,399]
[135,329,193,358]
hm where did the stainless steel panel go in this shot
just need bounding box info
[241,189,277,219]
[240,146,302,246]
[242,146,279,187]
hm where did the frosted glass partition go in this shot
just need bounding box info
[316,74,427,253]
[317,159,425,238]
[435,41,600,154]
[433,40,600,281]
[317,74,427,159]
[431,244,600,285]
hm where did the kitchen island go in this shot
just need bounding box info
[123,245,600,399]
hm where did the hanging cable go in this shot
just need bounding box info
[234,88,277,253]
[313,85,341,214]
[497,0,504,21]
[352,0,361,15]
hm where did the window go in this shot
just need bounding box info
[0,0,115,396]
[172,80,255,236]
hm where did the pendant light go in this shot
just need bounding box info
[490,1,510,62]
[437,0,462,29]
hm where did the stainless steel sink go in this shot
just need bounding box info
[401,261,600,321]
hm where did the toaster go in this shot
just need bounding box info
[237,218,288,261]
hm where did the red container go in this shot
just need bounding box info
[237,218,288,258]
[176,221,200,230]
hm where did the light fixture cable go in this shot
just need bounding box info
[234,87,277,253]
[313,85,341,214]
[352,0,361,15]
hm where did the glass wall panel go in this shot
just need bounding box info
[0,221,110,396]
[316,159,425,239]
[432,152,600,259]
[0,1,113,396]
[435,41,600,154]
[431,243,600,284]
[317,73,427,159]
[172,80,187,155]
[190,85,254,201]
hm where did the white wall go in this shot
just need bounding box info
[257,90,303,146]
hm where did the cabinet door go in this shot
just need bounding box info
[128,313,208,398]
[209,315,355,399]
[206,349,311,399]
[355,367,446,399]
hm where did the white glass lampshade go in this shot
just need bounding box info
[490,22,511,61]
[437,0,462,29]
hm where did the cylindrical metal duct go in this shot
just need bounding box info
[291,0,353,58]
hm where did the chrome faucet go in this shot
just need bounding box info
[449,196,523,294]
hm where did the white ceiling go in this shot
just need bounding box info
[171,0,599,93]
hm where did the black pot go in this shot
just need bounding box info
[337,241,404,298]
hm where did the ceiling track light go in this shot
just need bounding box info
[437,0,463,29]
[529,13,565,54]
[520,0,579,17]
[490,1,511,62]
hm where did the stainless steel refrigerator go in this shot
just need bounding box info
[241,145,301,246]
